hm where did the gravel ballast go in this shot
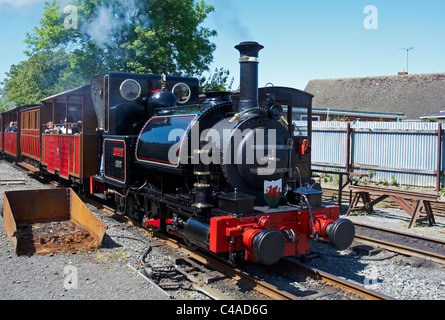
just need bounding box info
[0,160,201,300]
[1,159,445,300]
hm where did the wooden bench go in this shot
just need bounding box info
[346,185,438,228]
[313,170,369,207]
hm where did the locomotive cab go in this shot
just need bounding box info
[91,72,200,137]
[90,72,200,190]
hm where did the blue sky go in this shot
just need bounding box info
[1,0,445,91]
[0,0,44,86]
[204,0,445,90]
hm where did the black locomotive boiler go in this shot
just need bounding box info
[88,42,356,265]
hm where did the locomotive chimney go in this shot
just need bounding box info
[235,41,264,112]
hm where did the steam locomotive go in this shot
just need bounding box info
[1,42,355,265]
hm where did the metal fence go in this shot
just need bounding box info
[293,121,443,190]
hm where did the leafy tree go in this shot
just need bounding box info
[0,50,72,108]
[0,90,15,112]
[2,0,219,109]
[25,0,217,77]
[200,68,234,93]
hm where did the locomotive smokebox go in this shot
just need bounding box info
[235,41,264,112]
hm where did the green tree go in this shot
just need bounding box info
[0,50,72,108]
[25,0,217,77]
[200,68,234,93]
[2,0,217,109]
[0,89,16,112]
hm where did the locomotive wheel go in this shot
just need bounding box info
[117,194,136,220]
[143,197,161,231]
[117,196,126,214]
[183,237,198,251]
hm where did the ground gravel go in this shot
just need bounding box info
[1,159,445,300]
[301,190,445,300]
[304,238,445,300]
[0,160,204,300]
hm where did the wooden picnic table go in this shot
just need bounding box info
[346,185,438,228]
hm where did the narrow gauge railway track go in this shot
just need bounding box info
[89,199,394,300]
[322,186,445,263]
[353,222,445,265]
[167,242,300,300]
[85,198,300,300]
[281,257,394,300]
[7,164,398,299]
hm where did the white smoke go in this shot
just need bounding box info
[81,0,141,48]
[54,0,144,48]
[84,5,116,48]
[208,0,251,41]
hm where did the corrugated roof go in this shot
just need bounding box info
[420,110,445,119]
[304,73,445,119]
[40,85,90,103]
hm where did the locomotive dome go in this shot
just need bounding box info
[148,90,178,110]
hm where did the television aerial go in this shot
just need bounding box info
[399,46,414,74]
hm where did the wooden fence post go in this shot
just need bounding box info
[346,122,351,173]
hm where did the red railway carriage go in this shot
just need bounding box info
[0,104,41,164]
[20,105,41,162]
[0,113,3,153]
[1,105,39,160]
[3,108,19,158]
[40,85,98,187]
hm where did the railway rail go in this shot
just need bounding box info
[281,258,394,300]
[353,222,445,265]
[95,201,300,300]
[322,186,445,264]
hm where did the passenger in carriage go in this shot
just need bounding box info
[5,122,14,132]
[45,121,55,133]
[59,119,65,134]
[12,122,18,132]
[72,121,83,135]
[59,118,72,134]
